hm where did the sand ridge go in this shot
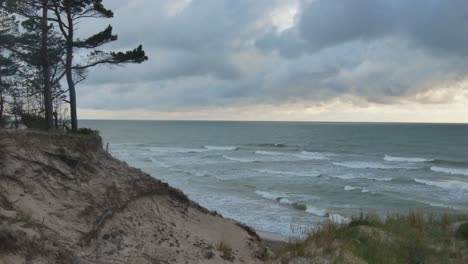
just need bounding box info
[0,130,268,263]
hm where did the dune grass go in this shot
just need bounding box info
[272,212,468,264]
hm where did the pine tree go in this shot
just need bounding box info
[1,0,59,129]
[0,8,18,127]
[51,0,148,130]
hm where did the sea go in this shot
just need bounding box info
[81,120,468,237]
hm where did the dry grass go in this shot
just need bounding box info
[271,212,468,264]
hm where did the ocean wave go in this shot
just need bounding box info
[344,185,372,193]
[329,174,393,181]
[255,190,286,201]
[250,143,289,148]
[182,170,211,177]
[333,161,417,170]
[344,185,357,191]
[255,150,288,156]
[329,214,351,224]
[257,169,321,178]
[431,159,468,166]
[430,166,468,176]
[223,155,258,163]
[298,151,332,160]
[414,178,468,190]
[384,155,433,163]
[255,191,328,216]
[149,157,172,168]
[204,145,239,151]
[255,150,330,160]
[426,202,456,209]
[305,205,328,217]
[148,147,206,154]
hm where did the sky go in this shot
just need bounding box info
[77,0,468,123]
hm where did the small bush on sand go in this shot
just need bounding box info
[217,241,235,261]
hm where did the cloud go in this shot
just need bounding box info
[257,0,468,57]
[74,0,468,121]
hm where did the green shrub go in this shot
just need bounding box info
[67,127,100,136]
[20,113,47,130]
[457,222,468,240]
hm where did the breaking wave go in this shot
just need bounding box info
[249,143,289,148]
[430,166,468,176]
[257,169,321,178]
[414,178,468,190]
[255,150,331,160]
[329,174,393,181]
[333,161,417,170]
[222,155,258,163]
[148,147,206,154]
[329,214,351,224]
[384,155,433,163]
[255,190,328,216]
[344,185,357,191]
[204,145,239,151]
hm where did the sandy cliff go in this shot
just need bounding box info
[0,130,268,264]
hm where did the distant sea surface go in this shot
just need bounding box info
[82,120,468,237]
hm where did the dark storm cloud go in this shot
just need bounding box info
[78,0,468,111]
[257,0,468,57]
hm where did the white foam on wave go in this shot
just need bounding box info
[297,151,331,160]
[182,170,211,177]
[344,185,372,193]
[384,155,433,163]
[333,161,416,170]
[255,191,327,216]
[204,145,239,151]
[255,150,288,156]
[255,190,284,201]
[255,190,294,206]
[415,178,468,190]
[255,150,330,160]
[329,214,351,224]
[148,147,206,154]
[258,169,321,178]
[344,185,357,191]
[223,155,258,163]
[149,157,172,168]
[305,205,328,217]
[329,174,393,181]
[278,198,293,205]
[430,166,468,176]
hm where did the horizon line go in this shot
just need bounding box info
[80,119,468,125]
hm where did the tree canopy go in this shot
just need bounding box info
[0,0,148,130]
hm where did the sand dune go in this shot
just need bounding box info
[0,130,268,263]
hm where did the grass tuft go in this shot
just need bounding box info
[217,241,235,262]
[457,222,468,241]
[270,212,468,263]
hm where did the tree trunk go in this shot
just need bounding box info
[0,67,4,128]
[53,110,58,129]
[65,7,78,130]
[41,0,53,130]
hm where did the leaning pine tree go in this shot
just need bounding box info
[51,0,148,130]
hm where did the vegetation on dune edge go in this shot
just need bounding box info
[270,212,468,264]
